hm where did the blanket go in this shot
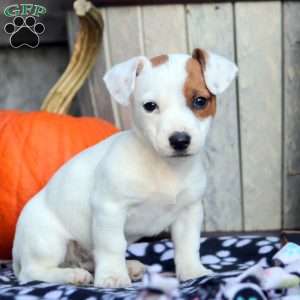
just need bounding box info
[1,235,298,300]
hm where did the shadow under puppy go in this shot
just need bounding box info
[13,48,237,288]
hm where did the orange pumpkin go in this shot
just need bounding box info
[0,110,119,259]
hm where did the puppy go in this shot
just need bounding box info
[13,48,237,288]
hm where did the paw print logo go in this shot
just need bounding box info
[4,16,45,48]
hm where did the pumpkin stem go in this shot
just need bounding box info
[41,0,103,114]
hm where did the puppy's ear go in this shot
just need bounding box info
[103,56,149,106]
[192,48,238,95]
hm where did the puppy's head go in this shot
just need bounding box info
[104,49,238,157]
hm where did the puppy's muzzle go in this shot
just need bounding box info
[169,131,191,152]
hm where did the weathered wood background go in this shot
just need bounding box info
[0,1,299,232]
[67,1,300,232]
[0,46,68,111]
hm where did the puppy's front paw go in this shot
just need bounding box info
[177,265,213,281]
[94,273,131,288]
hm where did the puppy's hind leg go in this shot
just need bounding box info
[20,265,93,285]
[62,242,146,282]
[16,223,92,285]
[127,260,146,281]
[18,238,93,285]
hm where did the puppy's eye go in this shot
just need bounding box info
[192,96,208,110]
[143,101,158,113]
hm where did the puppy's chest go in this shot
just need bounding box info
[123,158,206,239]
[125,189,195,238]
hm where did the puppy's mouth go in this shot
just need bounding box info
[170,152,193,158]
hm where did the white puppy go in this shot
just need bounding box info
[13,48,237,288]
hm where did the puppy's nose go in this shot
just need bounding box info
[169,132,191,152]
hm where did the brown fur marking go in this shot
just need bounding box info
[192,48,208,71]
[150,55,169,67]
[183,51,216,118]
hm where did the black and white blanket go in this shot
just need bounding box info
[1,235,299,300]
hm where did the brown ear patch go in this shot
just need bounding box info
[183,57,216,118]
[150,54,169,67]
[192,48,208,71]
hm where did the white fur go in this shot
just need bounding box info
[204,52,238,95]
[103,56,150,106]
[13,50,237,288]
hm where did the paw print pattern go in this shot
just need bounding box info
[127,240,175,262]
[201,250,238,271]
[256,236,280,254]
[214,236,280,271]
[220,236,253,248]
[220,236,280,254]
[4,16,45,48]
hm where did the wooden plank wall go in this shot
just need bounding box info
[0,46,68,111]
[67,1,300,231]
[236,2,282,230]
[283,1,300,229]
